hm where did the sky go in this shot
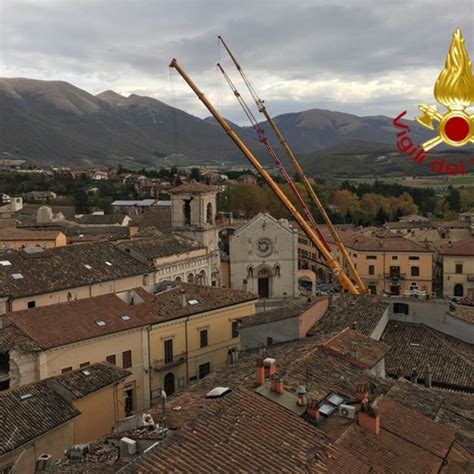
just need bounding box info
[1,0,474,123]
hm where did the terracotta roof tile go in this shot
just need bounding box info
[0,241,149,298]
[169,183,216,194]
[308,294,388,338]
[0,381,80,455]
[440,237,474,256]
[321,328,389,369]
[7,283,257,349]
[120,387,345,474]
[52,362,131,399]
[382,321,474,392]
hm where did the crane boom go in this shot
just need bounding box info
[169,58,360,295]
[217,36,368,294]
[217,63,330,251]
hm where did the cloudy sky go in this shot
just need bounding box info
[1,0,473,123]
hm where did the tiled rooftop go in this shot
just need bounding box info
[308,294,388,338]
[321,328,389,369]
[0,241,149,299]
[381,321,474,392]
[0,227,63,240]
[0,381,80,455]
[119,387,352,474]
[169,183,216,194]
[7,283,257,349]
[327,229,433,253]
[51,362,131,399]
[439,237,474,256]
[239,301,315,328]
[116,235,203,261]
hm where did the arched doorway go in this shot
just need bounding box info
[257,269,270,298]
[164,372,175,396]
[454,283,464,297]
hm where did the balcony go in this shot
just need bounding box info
[467,275,474,282]
[153,353,187,372]
[384,272,406,281]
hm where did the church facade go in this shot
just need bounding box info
[229,213,299,298]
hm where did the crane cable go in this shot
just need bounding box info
[217,63,330,251]
[217,35,367,293]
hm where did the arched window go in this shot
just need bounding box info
[274,265,281,278]
[206,202,213,224]
[247,266,253,279]
[175,276,182,283]
[199,270,206,285]
[183,200,191,226]
[187,273,194,284]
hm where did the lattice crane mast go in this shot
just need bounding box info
[169,58,360,295]
[217,36,367,294]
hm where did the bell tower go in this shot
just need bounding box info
[170,182,220,285]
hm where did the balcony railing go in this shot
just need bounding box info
[384,272,406,281]
[153,353,187,372]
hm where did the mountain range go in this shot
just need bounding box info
[0,77,435,176]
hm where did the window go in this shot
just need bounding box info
[106,354,116,365]
[267,337,273,346]
[390,265,400,276]
[367,255,377,260]
[368,265,375,275]
[411,266,420,276]
[206,202,213,224]
[231,321,239,339]
[80,362,90,368]
[409,256,420,261]
[164,339,173,364]
[198,362,211,379]
[122,350,132,369]
[61,367,72,373]
[27,300,36,309]
[392,256,398,260]
[393,303,409,315]
[456,264,463,274]
[200,329,208,348]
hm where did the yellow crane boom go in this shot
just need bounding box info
[169,58,360,295]
[217,36,367,294]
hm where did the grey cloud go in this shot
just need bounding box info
[1,0,473,122]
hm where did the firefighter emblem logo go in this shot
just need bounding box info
[416,28,474,151]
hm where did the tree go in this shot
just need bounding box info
[190,167,201,182]
[447,187,461,212]
[375,206,390,225]
[333,189,359,216]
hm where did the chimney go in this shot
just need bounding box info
[274,374,284,394]
[358,399,380,435]
[306,399,320,422]
[296,386,307,406]
[351,321,358,330]
[356,382,369,401]
[263,357,277,378]
[35,453,52,472]
[350,342,359,360]
[424,364,432,388]
[256,356,265,385]
[179,290,186,308]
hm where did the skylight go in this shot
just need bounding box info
[81,369,91,376]
[105,261,113,266]
[12,273,24,280]
[96,320,106,327]
[19,393,33,400]
[84,264,92,270]
[188,299,199,305]
[120,315,131,321]
[0,260,11,266]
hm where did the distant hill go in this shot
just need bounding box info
[0,77,435,173]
